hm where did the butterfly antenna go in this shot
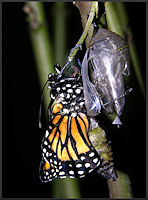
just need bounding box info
[57,61,69,79]
[38,79,49,128]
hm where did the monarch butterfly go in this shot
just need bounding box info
[81,28,131,123]
[39,64,101,182]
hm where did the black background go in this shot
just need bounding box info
[2,2,146,198]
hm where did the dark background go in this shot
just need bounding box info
[2,2,146,198]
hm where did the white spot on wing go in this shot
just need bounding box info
[59,171,65,176]
[78,170,84,175]
[76,163,82,168]
[56,87,60,92]
[59,176,66,179]
[79,175,85,178]
[72,95,76,98]
[62,86,66,90]
[69,176,75,178]
[85,163,90,168]
[45,130,49,137]
[66,84,71,88]
[60,79,65,83]
[51,94,55,99]
[75,88,81,94]
[53,172,56,177]
[80,156,85,161]
[62,101,68,105]
[63,108,69,114]
[54,160,57,165]
[46,152,49,157]
[66,94,70,99]
[44,141,48,145]
[43,148,46,153]
[56,168,59,173]
[75,106,79,110]
[67,89,73,93]
[71,112,77,117]
[46,172,49,175]
[89,152,95,157]
[79,102,84,106]
[93,158,98,163]
[96,160,101,166]
[51,169,55,173]
[72,85,77,88]
[69,170,74,175]
[60,93,65,98]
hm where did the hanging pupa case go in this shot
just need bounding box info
[81,28,130,117]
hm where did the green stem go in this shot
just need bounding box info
[53,2,67,66]
[105,2,124,38]
[24,2,55,112]
[107,170,132,198]
[24,2,81,198]
[53,178,81,198]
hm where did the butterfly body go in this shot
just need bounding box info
[39,65,101,182]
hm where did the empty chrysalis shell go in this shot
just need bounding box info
[81,28,130,117]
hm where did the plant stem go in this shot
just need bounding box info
[104,2,124,38]
[53,178,81,198]
[23,2,55,112]
[53,2,67,66]
[107,170,132,198]
[24,2,81,198]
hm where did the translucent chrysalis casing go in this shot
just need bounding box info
[81,28,130,117]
